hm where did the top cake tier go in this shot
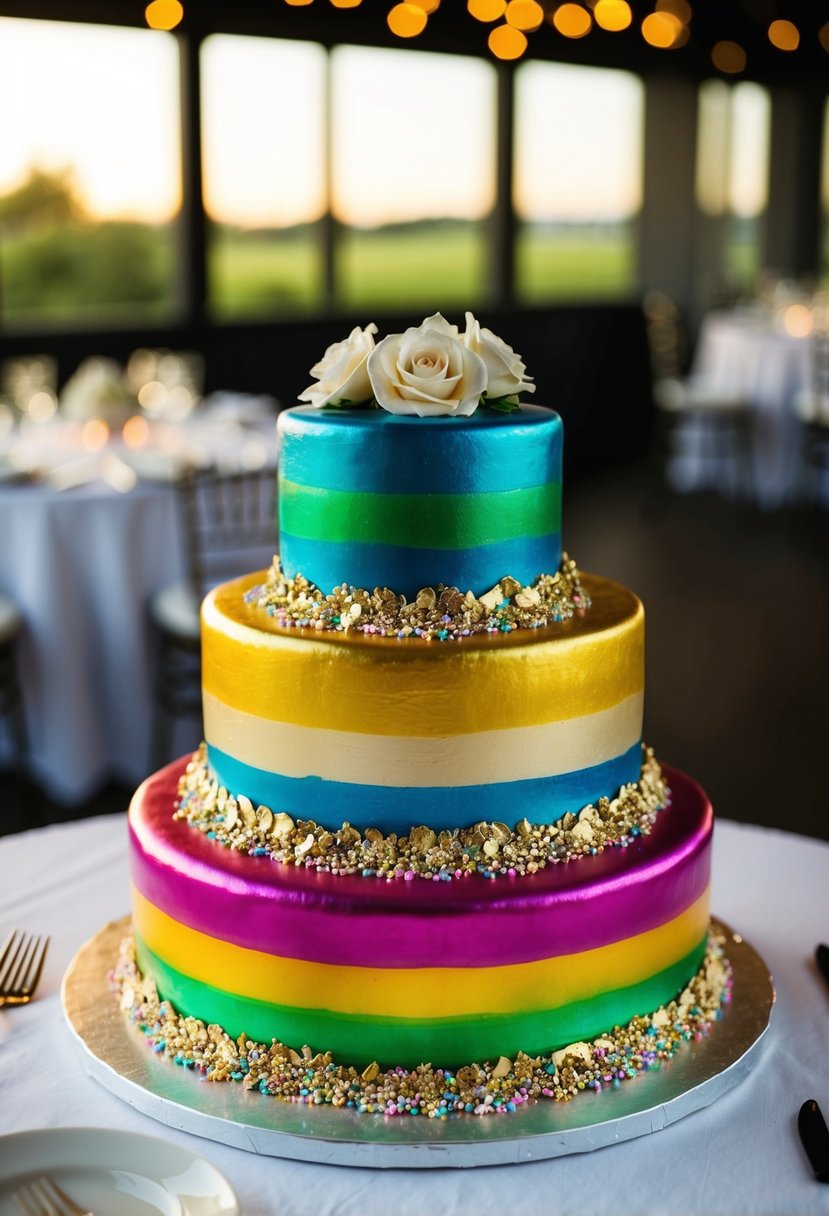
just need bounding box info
[277,405,563,600]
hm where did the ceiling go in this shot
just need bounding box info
[1,0,829,85]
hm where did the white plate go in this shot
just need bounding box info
[0,1128,238,1216]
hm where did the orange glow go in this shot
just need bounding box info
[284,0,313,5]
[711,40,746,73]
[122,415,150,448]
[330,0,363,7]
[820,22,829,52]
[506,0,544,31]
[411,0,440,10]
[782,304,813,337]
[145,0,183,30]
[552,3,592,38]
[768,19,799,51]
[655,0,691,23]
[641,11,682,47]
[387,3,428,35]
[82,418,110,452]
[593,0,632,32]
[468,0,507,19]
[488,23,528,56]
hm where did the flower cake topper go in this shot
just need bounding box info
[298,312,535,418]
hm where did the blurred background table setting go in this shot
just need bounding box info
[0,350,279,809]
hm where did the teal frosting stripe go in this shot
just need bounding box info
[134,934,708,1070]
[279,480,561,549]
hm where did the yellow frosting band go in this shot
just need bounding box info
[201,573,644,737]
[132,886,709,1019]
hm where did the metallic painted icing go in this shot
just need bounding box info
[203,741,644,833]
[277,405,563,596]
[201,573,645,735]
[128,759,713,968]
[279,480,561,548]
[134,934,708,1069]
[277,404,563,495]
[132,885,710,1017]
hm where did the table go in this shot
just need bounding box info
[675,310,813,508]
[0,404,278,804]
[1,812,828,1215]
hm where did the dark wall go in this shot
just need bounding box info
[0,303,654,478]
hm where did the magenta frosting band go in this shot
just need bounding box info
[129,761,713,970]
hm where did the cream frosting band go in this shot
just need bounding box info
[202,688,644,788]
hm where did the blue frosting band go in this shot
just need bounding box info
[277,405,563,495]
[278,533,561,597]
[206,742,644,835]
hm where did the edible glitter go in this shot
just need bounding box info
[174,745,668,882]
[111,930,731,1118]
[244,554,590,640]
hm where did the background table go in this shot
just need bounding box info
[0,403,278,804]
[675,309,813,508]
[1,812,828,1215]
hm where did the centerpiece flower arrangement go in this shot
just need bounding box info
[299,312,535,417]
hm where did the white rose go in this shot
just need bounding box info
[298,323,378,408]
[367,313,486,418]
[464,312,535,400]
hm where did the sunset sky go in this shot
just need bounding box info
[0,16,772,228]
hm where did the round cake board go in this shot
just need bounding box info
[61,917,774,1170]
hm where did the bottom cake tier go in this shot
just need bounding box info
[128,759,713,1071]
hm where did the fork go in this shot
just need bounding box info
[0,930,50,1007]
[12,1176,93,1216]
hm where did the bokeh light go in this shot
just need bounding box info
[552,3,592,39]
[468,0,507,19]
[488,23,528,57]
[26,390,57,424]
[506,0,544,31]
[593,1,632,32]
[330,0,363,7]
[122,415,150,449]
[411,0,440,11]
[711,40,746,73]
[388,3,428,36]
[655,0,691,24]
[145,0,183,30]
[81,418,110,452]
[782,304,813,337]
[768,20,799,51]
[641,11,682,48]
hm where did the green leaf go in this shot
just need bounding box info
[480,394,520,414]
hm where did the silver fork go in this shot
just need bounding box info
[12,1176,93,1216]
[0,930,50,1007]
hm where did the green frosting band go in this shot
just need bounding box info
[135,934,707,1070]
[279,479,562,550]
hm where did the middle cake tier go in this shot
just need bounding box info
[202,571,644,834]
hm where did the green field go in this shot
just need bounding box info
[1,220,637,327]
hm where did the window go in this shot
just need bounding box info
[330,46,496,311]
[201,35,327,319]
[0,17,180,327]
[513,62,643,302]
[696,79,770,293]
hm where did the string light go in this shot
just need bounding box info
[711,40,746,73]
[505,0,543,31]
[387,2,428,36]
[145,0,183,30]
[641,11,682,48]
[552,3,592,38]
[488,22,528,57]
[593,1,632,33]
[468,0,507,20]
[768,19,799,51]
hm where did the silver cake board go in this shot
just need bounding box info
[61,917,774,1169]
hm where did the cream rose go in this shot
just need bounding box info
[298,323,378,409]
[464,312,535,401]
[367,313,486,418]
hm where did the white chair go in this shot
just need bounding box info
[149,465,277,768]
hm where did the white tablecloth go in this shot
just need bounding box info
[0,406,278,804]
[676,311,813,508]
[1,812,828,1215]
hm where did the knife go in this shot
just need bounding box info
[798,1099,829,1182]
[817,944,829,991]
